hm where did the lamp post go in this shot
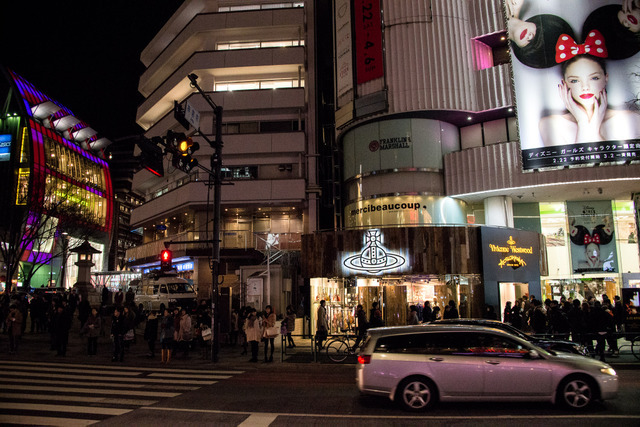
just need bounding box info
[187,73,223,362]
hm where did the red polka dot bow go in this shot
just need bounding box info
[583,234,601,245]
[555,30,608,63]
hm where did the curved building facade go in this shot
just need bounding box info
[0,68,113,291]
[303,0,640,329]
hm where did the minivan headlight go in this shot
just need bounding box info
[600,368,617,376]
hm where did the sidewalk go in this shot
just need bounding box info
[0,321,325,371]
[2,322,638,370]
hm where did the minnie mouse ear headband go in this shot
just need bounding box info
[555,29,608,63]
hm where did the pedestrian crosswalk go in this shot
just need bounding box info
[0,360,243,426]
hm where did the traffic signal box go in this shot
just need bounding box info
[160,249,172,270]
[166,130,199,173]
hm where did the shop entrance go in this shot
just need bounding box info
[499,282,529,322]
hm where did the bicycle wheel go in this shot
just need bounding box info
[326,339,349,363]
[631,336,640,361]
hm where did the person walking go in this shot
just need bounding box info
[316,300,328,350]
[407,305,419,325]
[262,305,277,362]
[284,305,296,348]
[144,310,159,358]
[6,304,23,354]
[244,308,261,362]
[443,300,459,319]
[111,307,126,362]
[160,308,175,363]
[229,309,239,346]
[82,307,101,356]
[52,304,72,357]
[175,308,193,359]
[422,301,432,324]
[353,304,368,350]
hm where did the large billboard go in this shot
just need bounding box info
[354,0,384,84]
[507,0,640,170]
[567,200,618,273]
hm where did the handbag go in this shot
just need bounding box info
[201,327,212,341]
[124,329,135,341]
[265,326,280,337]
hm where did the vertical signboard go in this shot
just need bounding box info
[567,201,618,273]
[354,0,384,84]
[334,0,354,106]
[507,0,640,170]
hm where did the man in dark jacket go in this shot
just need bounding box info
[52,305,72,356]
[353,304,368,350]
[530,300,548,335]
[111,307,126,362]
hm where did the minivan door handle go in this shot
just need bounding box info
[429,357,444,362]
[485,361,500,365]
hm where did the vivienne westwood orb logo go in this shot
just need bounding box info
[343,229,405,273]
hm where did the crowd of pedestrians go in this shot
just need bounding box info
[501,294,624,360]
[0,287,216,364]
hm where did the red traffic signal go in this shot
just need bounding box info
[160,249,172,269]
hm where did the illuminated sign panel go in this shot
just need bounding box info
[341,229,408,275]
[507,0,640,170]
[0,134,11,162]
[345,195,467,228]
[481,227,541,282]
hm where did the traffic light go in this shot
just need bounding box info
[166,130,199,173]
[136,137,164,177]
[160,249,172,270]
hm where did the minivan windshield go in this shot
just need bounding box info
[167,283,194,294]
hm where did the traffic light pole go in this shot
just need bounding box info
[187,73,223,363]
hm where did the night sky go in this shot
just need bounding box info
[0,1,183,141]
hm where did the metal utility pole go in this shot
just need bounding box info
[187,73,223,362]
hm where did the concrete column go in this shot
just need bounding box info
[484,196,514,227]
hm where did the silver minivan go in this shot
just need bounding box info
[356,324,618,411]
[133,274,197,312]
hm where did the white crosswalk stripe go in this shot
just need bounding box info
[0,361,243,426]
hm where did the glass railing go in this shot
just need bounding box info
[125,230,302,263]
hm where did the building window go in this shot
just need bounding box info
[222,120,303,134]
[218,2,303,12]
[221,166,258,180]
[215,79,304,92]
[217,39,304,50]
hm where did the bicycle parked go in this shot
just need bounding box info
[325,329,363,363]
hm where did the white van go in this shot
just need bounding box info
[133,272,197,312]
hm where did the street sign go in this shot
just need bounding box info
[184,100,201,129]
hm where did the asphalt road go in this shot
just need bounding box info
[92,364,640,427]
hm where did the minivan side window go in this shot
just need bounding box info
[160,285,168,294]
[374,333,461,355]
[459,333,529,358]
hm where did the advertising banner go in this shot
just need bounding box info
[354,0,384,84]
[334,0,354,106]
[507,0,640,170]
[622,288,640,333]
[567,200,618,273]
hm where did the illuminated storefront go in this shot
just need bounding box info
[302,227,546,330]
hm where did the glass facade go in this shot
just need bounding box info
[517,200,640,303]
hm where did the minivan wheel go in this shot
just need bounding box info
[397,377,436,411]
[557,376,596,410]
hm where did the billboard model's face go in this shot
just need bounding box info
[509,19,537,47]
[618,0,640,32]
[562,57,608,109]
